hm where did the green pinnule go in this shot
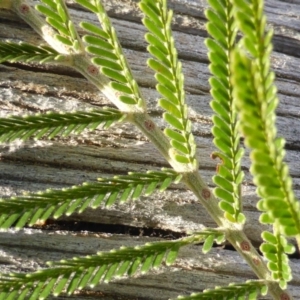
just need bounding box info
[0,0,297,299]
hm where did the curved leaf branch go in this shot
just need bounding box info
[231,48,295,291]
[173,280,267,300]
[0,169,182,229]
[260,230,295,289]
[36,0,83,52]
[232,0,300,242]
[139,0,197,168]
[205,0,245,224]
[0,233,203,299]
[77,0,145,108]
[0,108,126,142]
[0,41,65,64]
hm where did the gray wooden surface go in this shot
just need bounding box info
[1,0,300,299]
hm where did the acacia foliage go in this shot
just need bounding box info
[0,0,298,299]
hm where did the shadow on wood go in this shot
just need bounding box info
[1,0,300,299]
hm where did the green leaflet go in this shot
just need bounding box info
[145,33,169,55]
[86,46,118,60]
[36,0,80,51]
[232,0,300,290]
[99,67,127,83]
[36,4,60,21]
[260,231,294,288]
[140,0,197,167]
[166,244,180,265]
[205,0,244,224]
[173,280,267,300]
[202,234,214,254]
[47,17,69,35]
[0,169,181,229]
[77,1,144,107]
[74,0,98,13]
[80,21,109,39]
[0,0,297,298]
[110,82,133,95]
[83,35,114,50]
[0,234,203,299]
[159,99,182,118]
[0,41,62,64]
[232,0,300,238]
[0,108,125,142]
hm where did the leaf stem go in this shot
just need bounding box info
[10,0,72,54]
[72,54,144,113]
[184,171,294,300]
[0,0,12,9]
[7,0,295,298]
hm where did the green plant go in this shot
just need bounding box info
[0,0,298,299]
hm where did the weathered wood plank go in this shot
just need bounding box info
[1,0,300,299]
[1,229,300,299]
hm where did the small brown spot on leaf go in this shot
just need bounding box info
[144,120,155,131]
[87,65,99,76]
[253,257,260,265]
[201,188,211,200]
[240,241,250,251]
[280,293,290,300]
[20,4,30,14]
[210,152,218,160]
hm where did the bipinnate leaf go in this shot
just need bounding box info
[139,0,197,167]
[232,0,300,239]
[0,169,181,229]
[191,228,225,254]
[0,108,126,142]
[0,41,63,64]
[260,231,294,288]
[36,0,82,51]
[0,234,204,299]
[173,280,266,299]
[205,0,245,224]
[77,0,144,107]
[202,234,214,254]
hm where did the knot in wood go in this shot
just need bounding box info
[144,120,155,131]
[240,241,250,251]
[87,65,99,76]
[19,4,30,14]
[280,293,290,300]
[201,188,211,200]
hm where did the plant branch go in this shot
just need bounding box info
[4,0,295,298]
[185,171,293,300]
[0,0,12,9]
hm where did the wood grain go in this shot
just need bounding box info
[0,0,300,299]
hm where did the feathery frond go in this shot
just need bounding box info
[35,0,82,51]
[260,231,295,289]
[0,234,203,299]
[139,0,197,167]
[0,41,63,63]
[232,0,300,238]
[199,229,225,254]
[0,108,125,142]
[231,0,299,287]
[77,0,145,107]
[205,0,245,224]
[173,280,267,300]
[0,169,181,229]
[0,0,297,298]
